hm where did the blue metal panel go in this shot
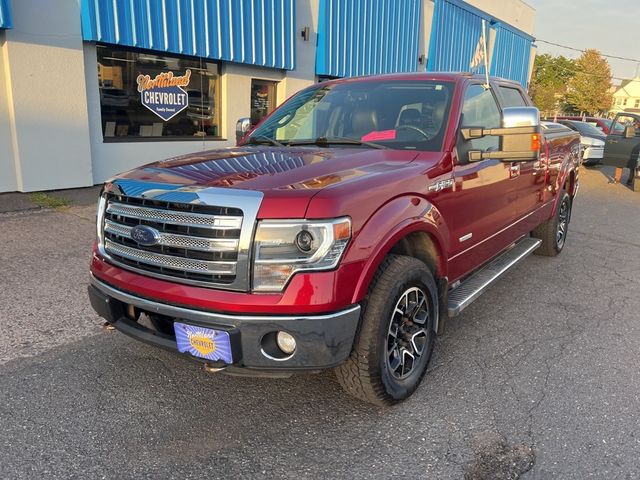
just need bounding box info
[427,0,489,74]
[427,0,534,85]
[0,0,13,29]
[490,23,533,86]
[315,0,422,78]
[80,0,295,70]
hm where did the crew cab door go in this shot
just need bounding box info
[494,83,545,233]
[604,113,640,167]
[443,83,520,282]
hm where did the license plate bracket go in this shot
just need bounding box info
[174,322,234,364]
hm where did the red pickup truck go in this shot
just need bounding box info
[89,73,580,405]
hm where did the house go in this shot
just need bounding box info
[611,77,640,114]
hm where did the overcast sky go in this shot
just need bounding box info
[525,0,640,83]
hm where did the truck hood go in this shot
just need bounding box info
[112,146,446,218]
[115,146,420,192]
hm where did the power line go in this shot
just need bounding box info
[536,39,640,64]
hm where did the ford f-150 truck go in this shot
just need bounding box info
[88,73,580,405]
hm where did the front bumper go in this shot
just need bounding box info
[582,146,604,161]
[88,277,360,374]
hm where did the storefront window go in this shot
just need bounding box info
[97,45,222,141]
[250,79,277,128]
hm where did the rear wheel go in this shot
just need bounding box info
[532,190,571,257]
[335,255,437,406]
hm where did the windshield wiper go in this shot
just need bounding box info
[288,136,387,149]
[245,136,284,147]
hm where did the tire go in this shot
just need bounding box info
[532,190,572,257]
[335,255,438,406]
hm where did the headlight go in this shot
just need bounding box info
[252,217,351,292]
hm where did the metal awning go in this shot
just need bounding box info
[80,0,295,70]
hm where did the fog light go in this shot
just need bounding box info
[276,331,296,355]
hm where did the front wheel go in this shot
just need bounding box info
[532,190,572,257]
[335,255,438,406]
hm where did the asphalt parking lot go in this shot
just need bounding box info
[1,167,638,479]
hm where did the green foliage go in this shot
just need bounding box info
[565,49,613,115]
[29,192,71,209]
[529,54,576,114]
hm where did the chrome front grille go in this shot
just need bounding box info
[105,202,243,229]
[103,220,239,252]
[104,240,237,275]
[97,182,264,291]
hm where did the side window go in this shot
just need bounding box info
[610,115,640,136]
[498,86,528,108]
[458,84,501,162]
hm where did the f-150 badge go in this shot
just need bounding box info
[428,178,454,192]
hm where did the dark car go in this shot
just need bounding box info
[553,116,612,134]
[557,119,606,166]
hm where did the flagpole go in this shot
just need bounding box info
[481,19,490,89]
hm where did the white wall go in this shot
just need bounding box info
[221,62,286,138]
[465,0,535,35]
[2,0,93,192]
[0,31,17,192]
[283,0,319,96]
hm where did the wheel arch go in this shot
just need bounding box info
[350,208,448,303]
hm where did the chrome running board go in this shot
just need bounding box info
[448,237,542,317]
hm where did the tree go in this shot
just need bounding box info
[528,54,576,114]
[565,49,613,115]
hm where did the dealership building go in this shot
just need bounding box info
[0,0,535,193]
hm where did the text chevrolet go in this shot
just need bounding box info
[89,73,580,405]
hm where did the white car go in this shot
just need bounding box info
[579,136,605,165]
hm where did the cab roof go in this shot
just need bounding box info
[321,72,523,88]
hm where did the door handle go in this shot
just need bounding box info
[509,163,520,179]
[608,139,619,144]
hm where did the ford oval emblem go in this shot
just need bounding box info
[130,225,161,246]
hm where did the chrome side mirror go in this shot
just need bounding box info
[236,118,251,144]
[462,106,542,163]
[502,107,540,128]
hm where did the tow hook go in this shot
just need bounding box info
[204,363,227,373]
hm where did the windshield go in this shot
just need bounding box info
[566,121,605,137]
[585,118,611,132]
[245,80,454,151]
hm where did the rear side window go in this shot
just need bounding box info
[460,85,501,129]
[498,86,528,108]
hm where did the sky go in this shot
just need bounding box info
[525,0,640,84]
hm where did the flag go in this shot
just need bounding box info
[470,34,485,71]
